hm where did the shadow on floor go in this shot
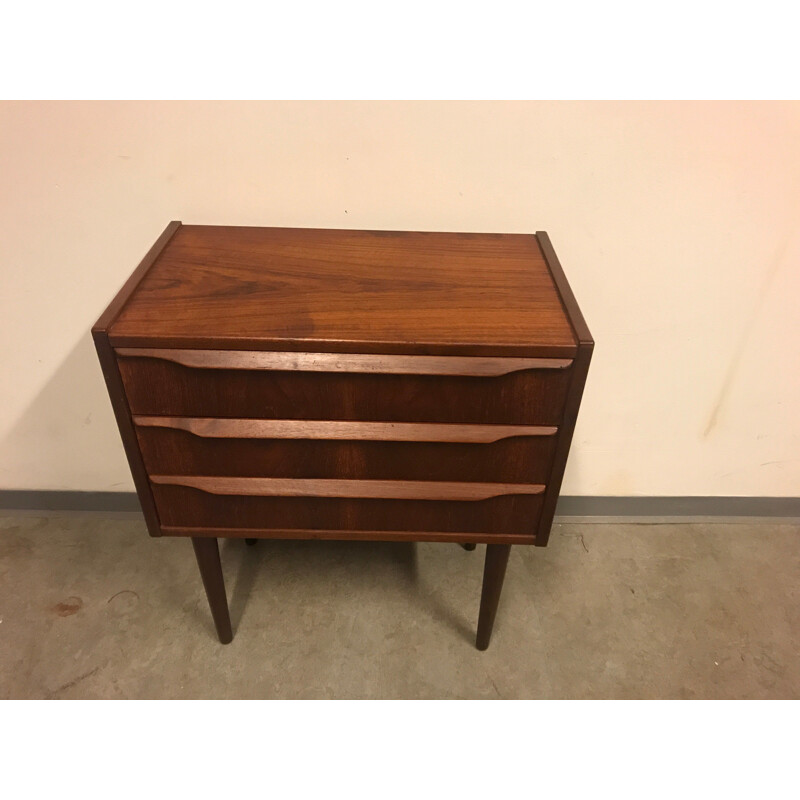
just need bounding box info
[220,537,424,633]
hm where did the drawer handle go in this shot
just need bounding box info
[150,476,546,501]
[134,417,558,443]
[117,348,572,376]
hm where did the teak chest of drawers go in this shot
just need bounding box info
[93,223,593,650]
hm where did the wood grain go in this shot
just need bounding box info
[92,333,162,536]
[91,222,182,538]
[117,348,571,376]
[535,232,594,546]
[118,356,572,425]
[152,486,544,536]
[94,223,593,649]
[191,537,232,644]
[133,416,557,443]
[108,226,577,358]
[94,222,182,332]
[149,475,545,501]
[476,544,511,650]
[535,232,592,345]
[135,424,557,484]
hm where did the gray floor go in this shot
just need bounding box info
[0,513,798,699]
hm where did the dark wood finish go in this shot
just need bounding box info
[476,544,511,651]
[117,355,572,425]
[152,485,545,536]
[118,348,571,376]
[91,222,182,537]
[93,222,182,332]
[191,537,232,644]
[535,345,592,547]
[109,226,577,358]
[534,233,594,547]
[135,423,557,484]
[135,416,557,442]
[94,224,592,650]
[93,332,162,536]
[149,475,545,500]
[535,232,593,344]
[165,526,537,545]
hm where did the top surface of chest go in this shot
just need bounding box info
[108,225,577,358]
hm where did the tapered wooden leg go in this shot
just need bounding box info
[191,537,233,644]
[476,544,511,651]
[461,542,476,551]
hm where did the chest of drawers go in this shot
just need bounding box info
[93,223,592,649]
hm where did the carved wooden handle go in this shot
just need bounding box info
[117,348,572,376]
[134,416,558,443]
[150,476,546,501]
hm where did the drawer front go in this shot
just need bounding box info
[135,418,558,484]
[151,481,545,536]
[117,350,572,425]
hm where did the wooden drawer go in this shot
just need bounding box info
[117,349,572,425]
[150,477,545,536]
[134,417,558,484]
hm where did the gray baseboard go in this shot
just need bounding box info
[0,490,798,520]
[554,495,800,518]
[0,491,143,513]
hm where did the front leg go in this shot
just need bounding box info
[475,544,511,650]
[192,537,233,644]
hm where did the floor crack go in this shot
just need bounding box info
[49,666,100,697]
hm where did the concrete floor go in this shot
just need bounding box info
[0,513,798,699]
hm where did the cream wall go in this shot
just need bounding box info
[1,101,798,496]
